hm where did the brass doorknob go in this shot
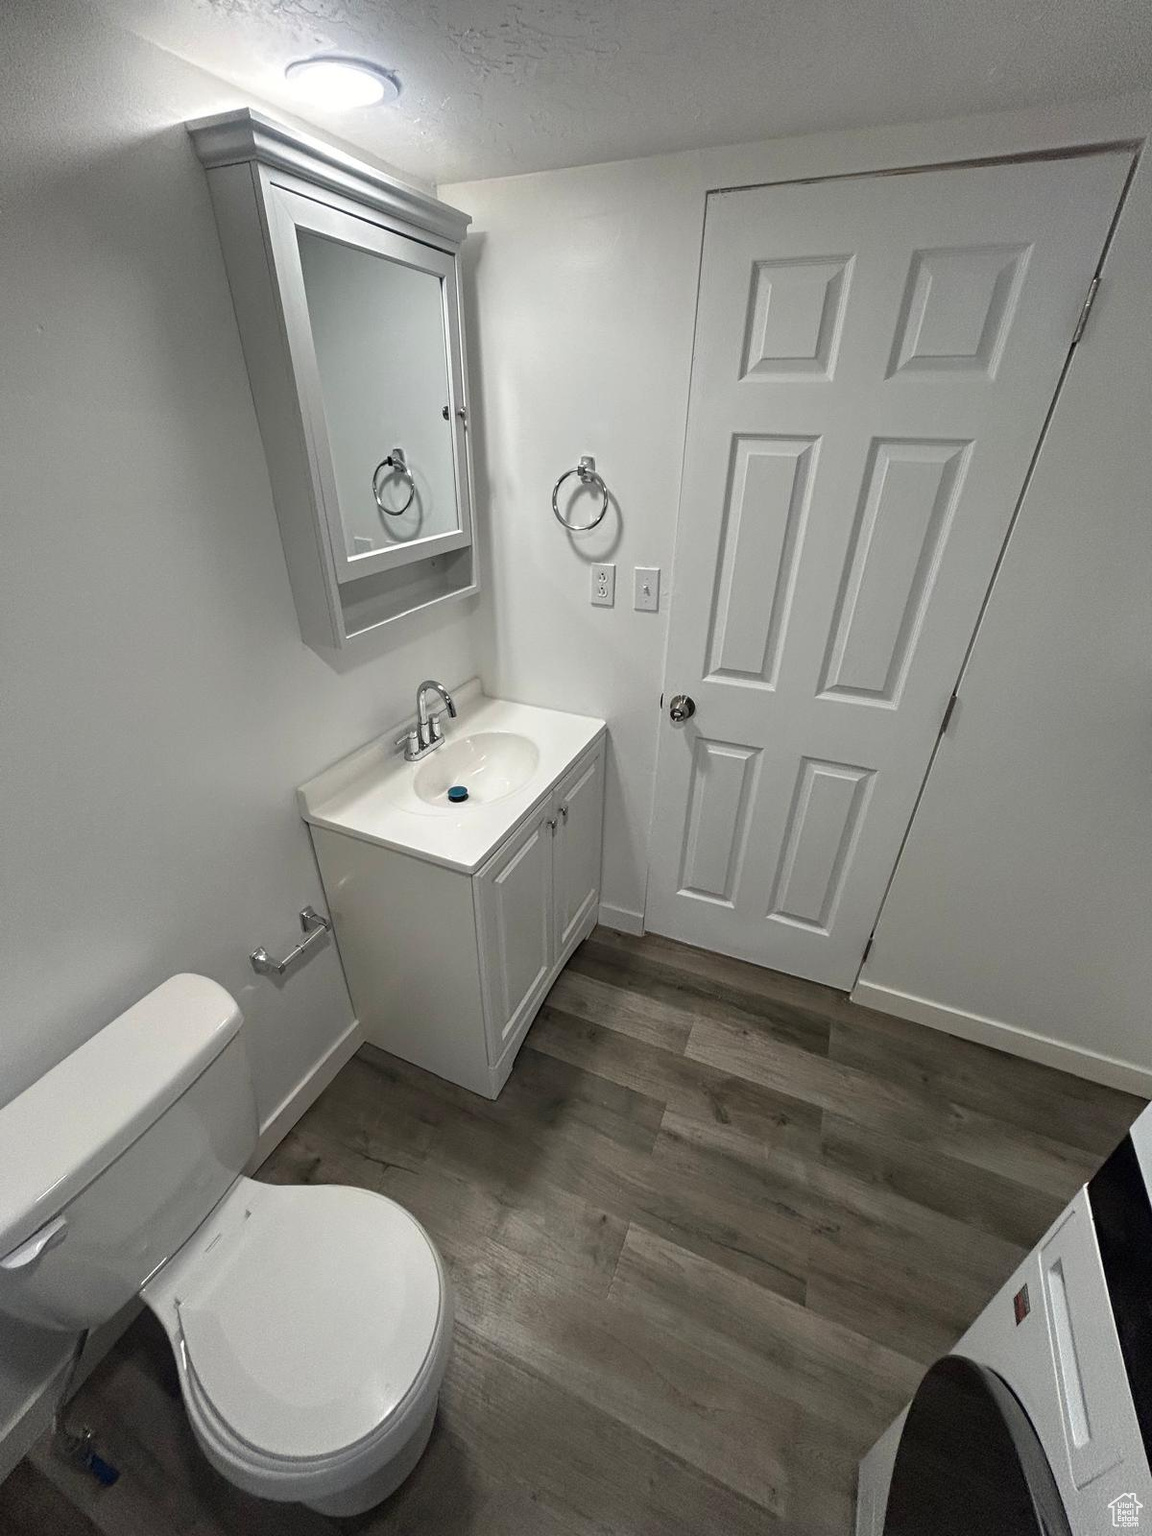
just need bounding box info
[669,694,696,723]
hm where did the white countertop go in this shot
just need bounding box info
[297,681,605,874]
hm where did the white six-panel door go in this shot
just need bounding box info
[646,152,1131,988]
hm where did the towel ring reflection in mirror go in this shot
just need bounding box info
[552,455,609,532]
[372,446,416,517]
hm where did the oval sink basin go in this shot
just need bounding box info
[413,732,539,808]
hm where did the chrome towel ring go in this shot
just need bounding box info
[372,446,415,516]
[552,455,609,532]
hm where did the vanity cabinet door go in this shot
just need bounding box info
[476,810,556,1064]
[553,743,605,957]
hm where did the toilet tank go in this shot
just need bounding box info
[0,976,258,1331]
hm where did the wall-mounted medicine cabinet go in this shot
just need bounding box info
[188,109,477,651]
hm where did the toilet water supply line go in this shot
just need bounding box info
[51,1330,121,1487]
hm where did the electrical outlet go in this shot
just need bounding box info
[633,566,660,612]
[590,563,616,607]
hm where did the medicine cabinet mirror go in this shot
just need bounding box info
[189,110,476,651]
[289,198,470,577]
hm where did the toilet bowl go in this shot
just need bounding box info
[144,1179,453,1514]
[0,975,451,1516]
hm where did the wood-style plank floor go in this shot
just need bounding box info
[2,928,1143,1535]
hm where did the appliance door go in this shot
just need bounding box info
[883,1355,1071,1536]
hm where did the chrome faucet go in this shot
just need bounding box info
[397,679,457,762]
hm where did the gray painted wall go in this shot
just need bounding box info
[0,0,481,1452]
[443,90,1152,942]
[858,149,1152,1092]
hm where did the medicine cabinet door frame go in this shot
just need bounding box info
[266,179,473,583]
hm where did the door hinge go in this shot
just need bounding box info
[861,937,874,966]
[1071,276,1100,346]
[940,692,958,736]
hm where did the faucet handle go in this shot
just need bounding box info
[395,728,420,758]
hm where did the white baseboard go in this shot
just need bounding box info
[252,1016,364,1166]
[597,902,645,937]
[851,979,1152,1098]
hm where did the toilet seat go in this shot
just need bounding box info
[142,1177,452,1504]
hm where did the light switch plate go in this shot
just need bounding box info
[634,566,660,612]
[591,563,616,607]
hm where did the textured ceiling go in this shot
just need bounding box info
[101,0,1152,184]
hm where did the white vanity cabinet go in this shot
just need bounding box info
[309,736,605,1099]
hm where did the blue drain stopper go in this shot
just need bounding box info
[447,785,469,803]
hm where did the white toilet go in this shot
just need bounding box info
[0,975,452,1516]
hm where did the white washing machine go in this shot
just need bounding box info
[857,1102,1152,1536]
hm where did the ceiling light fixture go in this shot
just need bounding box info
[284,56,401,109]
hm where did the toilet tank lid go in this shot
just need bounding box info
[0,975,243,1260]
